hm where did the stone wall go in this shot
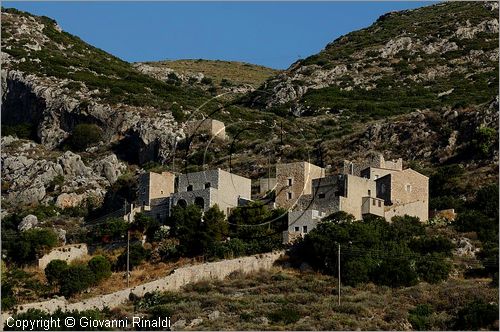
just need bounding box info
[384,200,428,222]
[9,251,284,318]
[38,244,88,269]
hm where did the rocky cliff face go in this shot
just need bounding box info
[247,2,499,116]
[1,136,127,207]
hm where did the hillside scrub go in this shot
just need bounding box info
[293,213,454,287]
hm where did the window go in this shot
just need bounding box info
[368,189,371,196]
[194,197,205,209]
[142,200,146,206]
[318,193,325,199]
[381,184,386,194]
[303,225,308,233]
[406,184,412,192]
[205,182,211,189]
[294,226,300,232]
[288,178,293,186]
[160,190,164,195]
[287,192,293,200]
[177,199,187,208]
[372,199,376,206]
[378,200,381,207]
[187,185,193,191]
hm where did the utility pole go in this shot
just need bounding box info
[127,230,130,288]
[338,243,341,305]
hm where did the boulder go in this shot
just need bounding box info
[55,193,84,209]
[18,214,38,232]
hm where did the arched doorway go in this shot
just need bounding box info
[177,199,187,208]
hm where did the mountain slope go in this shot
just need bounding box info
[247,2,498,117]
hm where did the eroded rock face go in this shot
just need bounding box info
[1,138,127,207]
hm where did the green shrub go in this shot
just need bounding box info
[268,305,301,324]
[454,300,499,330]
[408,304,434,330]
[88,255,112,283]
[170,103,185,122]
[67,123,102,151]
[59,263,96,297]
[416,253,452,283]
[44,259,69,285]
[116,244,149,271]
[9,228,59,264]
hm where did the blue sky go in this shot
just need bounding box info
[4,1,435,69]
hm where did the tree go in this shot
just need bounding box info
[10,228,59,264]
[373,242,418,287]
[59,264,96,297]
[67,123,102,151]
[116,244,149,271]
[44,259,69,286]
[323,211,355,223]
[168,205,204,256]
[390,215,425,241]
[416,253,452,283]
[203,204,228,243]
[88,256,112,283]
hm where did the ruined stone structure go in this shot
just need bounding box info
[275,161,325,210]
[38,244,88,269]
[170,168,251,216]
[186,119,227,140]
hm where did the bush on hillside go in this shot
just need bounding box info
[454,300,499,330]
[59,263,96,297]
[67,123,102,151]
[88,255,112,283]
[44,259,69,286]
[115,244,149,271]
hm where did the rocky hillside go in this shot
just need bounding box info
[247,2,499,117]
[1,3,498,212]
[1,7,209,153]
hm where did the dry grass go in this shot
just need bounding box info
[145,59,280,87]
[128,267,498,331]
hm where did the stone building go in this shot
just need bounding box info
[186,119,227,140]
[297,174,384,220]
[136,171,175,222]
[375,168,429,222]
[170,168,251,216]
[275,161,325,210]
[283,210,326,244]
[291,154,428,222]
